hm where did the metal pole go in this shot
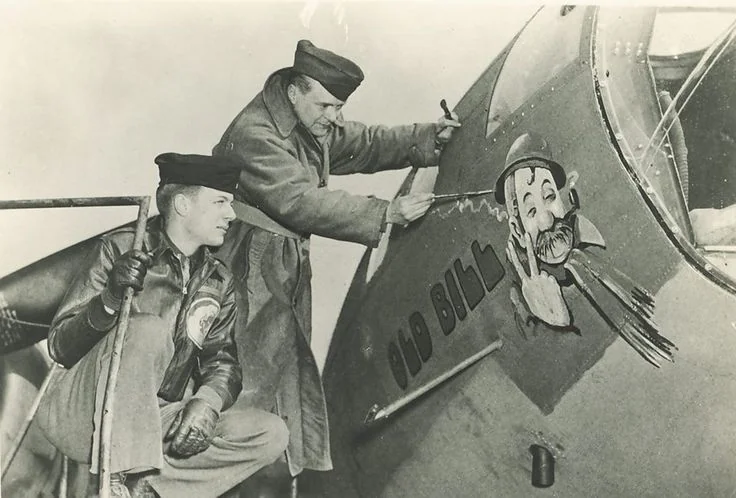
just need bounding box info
[364,340,502,425]
[98,196,150,498]
[0,197,146,210]
[0,363,59,477]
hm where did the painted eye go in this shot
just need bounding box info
[527,207,537,218]
[543,191,557,202]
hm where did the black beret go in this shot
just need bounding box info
[154,153,240,195]
[293,39,364,101]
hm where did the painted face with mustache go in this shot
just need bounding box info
[534,209,576,264]
[510,165,574,265]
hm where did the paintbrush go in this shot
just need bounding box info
[432,188,495,202]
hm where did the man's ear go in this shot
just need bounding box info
[173,193,190,217]
[509,215,526,248]
[287,84,297,105]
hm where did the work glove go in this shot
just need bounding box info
[101,249,152,311]
[165,398,219,458]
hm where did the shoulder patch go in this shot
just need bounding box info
[185,296,221,349]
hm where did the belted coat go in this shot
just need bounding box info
[213,70,439,475]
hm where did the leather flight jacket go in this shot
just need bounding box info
[47,217,242,411]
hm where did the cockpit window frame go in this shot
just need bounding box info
[485,6,590,139]
[593,6,736,295]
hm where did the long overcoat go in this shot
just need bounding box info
[213,70,438,475]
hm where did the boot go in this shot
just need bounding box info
[127,472,159,498]
[87,472,131,498]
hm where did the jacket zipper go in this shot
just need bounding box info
[174,259,220,338]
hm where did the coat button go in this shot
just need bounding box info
[318,180,326,188]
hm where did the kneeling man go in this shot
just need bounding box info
[37,153,288,497]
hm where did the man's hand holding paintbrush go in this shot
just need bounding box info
[385,99,463,227]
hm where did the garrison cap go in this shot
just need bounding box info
[292,39,364,101]
[494,132,567,204]
[155,153,240,195]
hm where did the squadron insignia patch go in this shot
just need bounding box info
[186,296,220,348]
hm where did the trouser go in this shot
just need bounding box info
[36,314,289,498]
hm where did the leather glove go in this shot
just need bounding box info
[165,398,219,458]
[101,249,152,311]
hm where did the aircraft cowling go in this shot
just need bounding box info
[0,347,62,496]
[0,221,140,496]
[0,229,118,355]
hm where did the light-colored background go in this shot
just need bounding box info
[0,1,540,369]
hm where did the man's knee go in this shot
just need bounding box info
[259,413,289,462]
[218,407,289,462]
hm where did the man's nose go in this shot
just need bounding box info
[538,209,555,231]
[323,106,338,123]
[224,203,236,222]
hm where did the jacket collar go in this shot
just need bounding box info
[143,216,214,269]
[263,68,299,138]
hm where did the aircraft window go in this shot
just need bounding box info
[486,6,584,136]
[650,11,735,57]
[648,10,736,279]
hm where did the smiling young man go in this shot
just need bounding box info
[36,153,288,498]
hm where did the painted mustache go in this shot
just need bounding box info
[535,211,576,264]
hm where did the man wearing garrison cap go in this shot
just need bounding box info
[37,154,288,497]
[212,39,461,483]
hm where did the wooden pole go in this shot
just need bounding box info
[290,475,298,498]
[97,196,150,498]
[59,455,69,498]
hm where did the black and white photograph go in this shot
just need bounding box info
[2,2,736,497]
